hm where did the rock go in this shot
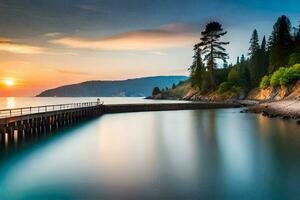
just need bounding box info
[282,115,291,120]
[262,111,269,116]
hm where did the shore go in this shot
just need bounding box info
[245,99,300,123]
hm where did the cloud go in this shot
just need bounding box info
[44,32,62,37]
[0,38,45,54]
[55,69,91,76]
[50,23,199,51]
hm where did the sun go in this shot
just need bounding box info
[4,79,15,86]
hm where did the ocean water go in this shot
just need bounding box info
[0,97,190,110]
[0,106,299,199]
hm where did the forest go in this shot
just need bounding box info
[186,15,300,98]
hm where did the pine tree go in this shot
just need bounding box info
[289,21,300,66]
[269,15,293,72]
[240,54,246,63]
[248,29,260,57]
[172,83,176,89]
[260,36,268,76]
[189,44,205,89]
[152,87,161,96]
[198,22,229,89]
[248,29,261,87]
[261,36,267,54]
[236,56,240,64]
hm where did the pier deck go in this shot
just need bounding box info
[0,101,241,135]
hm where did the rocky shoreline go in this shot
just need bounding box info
[244,99,300,124]
[147,95,300,124]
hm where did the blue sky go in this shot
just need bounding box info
[0,0,300,96]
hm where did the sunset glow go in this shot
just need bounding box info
[3,79,15,87]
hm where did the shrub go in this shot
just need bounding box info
[259,75,270,89]
[280,68,295,85]
[231,85,241,93]
[293,63,300,74]
[218,82,240,94]
[266,64,300,87]
[218,82,231,93]
[270,67,285,87]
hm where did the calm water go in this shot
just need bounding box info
[0,97,190,110]
[0,107,299,199]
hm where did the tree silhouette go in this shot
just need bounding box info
[189,44,205,89]
[172,83,176,89]
[248,29,260,57]
[198,22,229,89]
[269,15,293,72]
[152,87,161,96]
[248,29,263,86]
[240,54,246,63]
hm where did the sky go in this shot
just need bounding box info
[0,0,300,96]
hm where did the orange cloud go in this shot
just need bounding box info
[55,69,91,76]
[51,23,199,51]
[0,38,45,54]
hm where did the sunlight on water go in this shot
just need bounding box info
[0,97,191,110]
[5,97,16,109]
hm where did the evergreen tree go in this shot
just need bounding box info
[248,29,260,57]
[248,29,261,87]
[236,56,240,64]
[269,15,293,72]
[261,36,267,54]
[295,21,300,48]
[189,44,205,89]
[240,54,246,63]
[172,83,176,89]
[198,22,229,89]
[152,87,161,96]
[260,36,269,76]
[289,21,300,66]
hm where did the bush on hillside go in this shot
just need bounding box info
[218,81,240,94]
[270,67,285,87]
[265,64,300,87]
[259,75,270,89]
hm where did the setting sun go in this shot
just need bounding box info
[3,79,15,86]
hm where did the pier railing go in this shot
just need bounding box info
[0,102,99,119]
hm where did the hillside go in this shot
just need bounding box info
[37,76,188,97]
[153,79,300,102]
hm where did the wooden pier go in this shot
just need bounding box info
[0,101,241,137]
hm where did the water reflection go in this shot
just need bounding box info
[0,109,299,199]
[6,97,16,109]
[97,113,158,188]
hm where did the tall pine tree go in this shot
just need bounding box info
[269,15,293,72]
[248,29,260,57]
[189,44,205,89]
[260,36,269,76]
[288,21,300,66]
[198,22,229,90]
[248,29,261,87]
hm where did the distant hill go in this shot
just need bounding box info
[37,76,188,97]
